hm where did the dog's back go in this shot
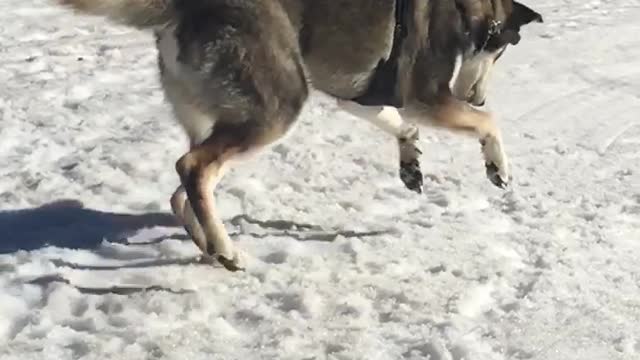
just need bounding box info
[56,0,176,28]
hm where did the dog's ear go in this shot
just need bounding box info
[511,1,543,27]
[496,1,541,46]
[500,31,521,46]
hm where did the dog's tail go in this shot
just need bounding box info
[56,0,175,29]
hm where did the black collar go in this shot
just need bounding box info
[476,19,503,53]
[456,1,504,54]
[478,0,503,52]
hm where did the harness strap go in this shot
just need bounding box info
[351,0,410,107]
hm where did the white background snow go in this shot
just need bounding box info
[1,0,639,359]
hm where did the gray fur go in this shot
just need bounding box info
[57,0,175,28]
[54,0,542,270]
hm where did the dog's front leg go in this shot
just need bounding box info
[400,95,510,188]
[337,100,424,193]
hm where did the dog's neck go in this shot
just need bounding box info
[455,1,504,55]
[475,19,503,53]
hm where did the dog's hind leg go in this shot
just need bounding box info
[175,134,240,270]
[175,113,306,272]
[337,100,424,193]
[170,185,186,224]
[170,184,211,255]
[160,0,308,270]
[402,94,510,188]
[176,117,305,271]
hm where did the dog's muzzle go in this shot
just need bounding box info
[467,86,486,107]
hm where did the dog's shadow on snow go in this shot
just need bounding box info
[0,199,180,254]
[0,199,392,255]
[1,199,392,294]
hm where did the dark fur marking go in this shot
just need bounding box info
[351,0,411,107]
[485,1,543,51]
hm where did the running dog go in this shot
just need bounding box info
[54,0,542,271]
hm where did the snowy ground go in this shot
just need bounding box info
[1,1,639,359]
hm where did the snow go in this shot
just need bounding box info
[1,0,639,359]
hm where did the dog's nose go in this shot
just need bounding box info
[466,89,485,107]
[469,95,486,107]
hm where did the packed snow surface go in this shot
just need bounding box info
[1,1,639,359]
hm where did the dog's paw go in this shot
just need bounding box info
[485,162,510,189]
[400,159,424,193]
[398,126,423,193]
[480,137,510,189]
[217,250,247,272]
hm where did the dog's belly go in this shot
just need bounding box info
[304,63,375,99]
[295,0,396,99]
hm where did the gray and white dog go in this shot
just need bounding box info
[55,0,542,271]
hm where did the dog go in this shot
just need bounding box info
[54,0,542,271]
